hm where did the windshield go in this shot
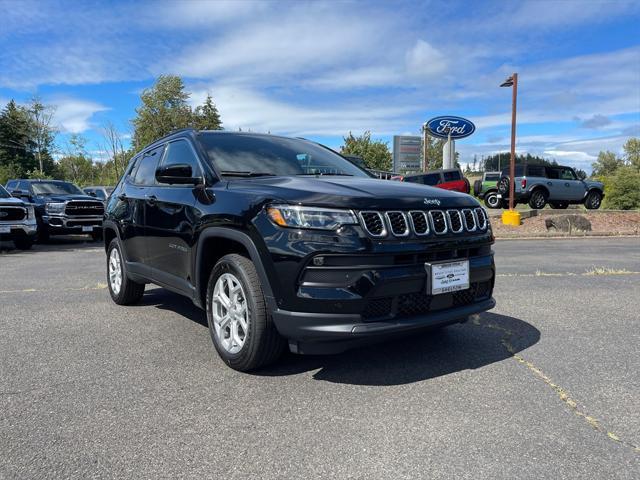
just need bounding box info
[31,181,84,196]
[198,133,370,178]
[0,185,10,199]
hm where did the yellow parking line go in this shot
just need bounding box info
[472,316,640,453]
[0,284,107,294]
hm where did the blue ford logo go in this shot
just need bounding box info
[426,116,475,140]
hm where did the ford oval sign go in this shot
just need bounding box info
[426,116,475,140]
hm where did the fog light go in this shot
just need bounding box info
[313,256,325,266]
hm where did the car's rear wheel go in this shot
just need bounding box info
[107,238,145,305]
[206,253,285,372]
[13,237,34,250]
[584,190,603,210]
[550,202,569,209]
[497,176,509,195]
[528,189,548,209]
[484,191,501,209]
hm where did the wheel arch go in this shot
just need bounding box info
[194,228,275,310]
[102,220,120,253]
[529,184,550,197]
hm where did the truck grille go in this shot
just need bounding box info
[0,206,26,221]
[65,201,104,217]
[359,208,488,238]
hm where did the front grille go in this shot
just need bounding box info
[358,208,489,238]
[362,280,492,321]
[0,206,26,221]
[409,211,429,235]
[360,211,386,237]
[65,201,104,217]
[429,210,447,234]
[447,210,463,233]
[386,211,409,237]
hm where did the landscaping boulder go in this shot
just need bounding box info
[545,214,592,232]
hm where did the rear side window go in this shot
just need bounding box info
[443,170,462,182]
[485,174,500,182]
[526,165,546,178]
[6,181,17,190]
[404,176,423,184]
[18,181,31,191]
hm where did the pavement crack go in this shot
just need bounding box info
[471,316,640,454]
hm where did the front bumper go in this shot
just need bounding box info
[0,223,38,240]
[42,215,103,234]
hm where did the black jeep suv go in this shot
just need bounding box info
[104,130,495,371]
[6,179,105,241]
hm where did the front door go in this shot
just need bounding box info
[145,139,203,292]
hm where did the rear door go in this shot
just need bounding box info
[121,147,163,265]
[145,139,203,292]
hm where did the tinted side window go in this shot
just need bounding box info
[526,165,546,178]
[133,149,163,186]
[6,181,17,190]
[94,189,106,199]
[18,181,31,191]
[560,168,576,180]
[547,167,560,179]
[443,170,461,182]
[423,173,441,186]
[159,140,202,183]
[404,176,423,184]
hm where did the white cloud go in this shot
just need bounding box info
[405,40,447,79]
[51,98,109,133]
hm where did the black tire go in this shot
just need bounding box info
[528,189,548,209]
[13,237,34,250]
[473,179,482,196]
[206,253,285,372]
[497,176,509,195]
[550,202,569,209]
[37,227,49,243]
[584,190,602,210]
[484,191,501,209]
[106,238,145,305]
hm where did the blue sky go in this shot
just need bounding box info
[1,0,639,173]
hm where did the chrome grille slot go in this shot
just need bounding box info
[359,211,386,237]
[462,209,476,231]
[474,208,487,230]
[385,211,409,237]
[409,211,429,235]
[446,210,463,233]
[429,210,447,235]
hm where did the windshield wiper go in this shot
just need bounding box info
[220,171,277,177]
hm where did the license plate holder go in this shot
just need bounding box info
[0,225,10,234]
[426,260,470,295]
[82,226,93,233]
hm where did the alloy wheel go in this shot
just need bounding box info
[212,273,248,354]
[108,248,122,295]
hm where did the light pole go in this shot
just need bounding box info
[500,73,521,226]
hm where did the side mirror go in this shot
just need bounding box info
[156,163,202,185]
[88,191,97,197]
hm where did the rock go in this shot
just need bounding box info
[545,214,592,232]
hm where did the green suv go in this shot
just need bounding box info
[473,172,502,208]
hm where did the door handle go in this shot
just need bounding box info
[145,194,157,205]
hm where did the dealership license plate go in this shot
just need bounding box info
[82,226,93,232]
[0,226,10,233]
[429,260,470,295]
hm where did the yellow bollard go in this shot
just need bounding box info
[501,209,521,226]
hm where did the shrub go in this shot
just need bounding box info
[602,166,640,210]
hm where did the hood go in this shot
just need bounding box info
[0,196,27,206]
[35,194,100,203]
[227,176,479,210]
[585,179,604,188]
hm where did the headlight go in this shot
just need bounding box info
[45,202,66,214]
[26,206,36,219]
[267,205,357,230]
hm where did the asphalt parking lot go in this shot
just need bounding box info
[1,236,639,479]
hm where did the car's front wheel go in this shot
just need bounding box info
[206,254,285,372]
[107,238,145,305]
[528,190,548,209]
[584,190,603,210]
[484,191,501,209]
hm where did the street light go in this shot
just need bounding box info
[500,73,521,226]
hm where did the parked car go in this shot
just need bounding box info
[473,172,502,208]
[395,168,471,194]
[496,165,604,210]
[0,184,37,249]
[104,129,495,371]
[5,179,105,242]
[83,186,114,204]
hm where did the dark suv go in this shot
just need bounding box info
[6,179,105,241]
[104,130,496,371]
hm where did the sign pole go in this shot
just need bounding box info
[422,125,428,172]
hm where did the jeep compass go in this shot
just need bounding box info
[104,130,496,371]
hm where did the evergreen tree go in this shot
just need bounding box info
[194,94,223,130]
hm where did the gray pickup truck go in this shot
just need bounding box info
[0,184,38,249]
[496,165,604,210]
